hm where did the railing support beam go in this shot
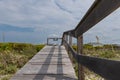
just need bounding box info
[77,35,84,80]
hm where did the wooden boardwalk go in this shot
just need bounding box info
[10,45,77,80]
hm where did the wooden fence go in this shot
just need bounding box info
[62,0,120,80]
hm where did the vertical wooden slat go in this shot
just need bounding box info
[47,38,49,45]
[68,34,73,63]
[69,35,72,46]
[65,35,69,52]
[66,35,68,43]
[77,35,84,80]
[62,35,65,45]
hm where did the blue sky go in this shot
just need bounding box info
[0,0,120,44]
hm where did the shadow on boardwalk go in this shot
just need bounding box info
[33,46,76,80]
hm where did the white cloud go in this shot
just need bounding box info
[0,0,120,44]
[84,7,120,44]
[0,0,94,28]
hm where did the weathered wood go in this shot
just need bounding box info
[69,35,72,46]
[75,0,120,37]
[64,30,75,37]
[63,0,120,38]
[63,39,120,80]
[65,35,69,52]
[62,1,120,80]
[10,46,77,80]
[47,37,62,45]
[47,38,49,45]
[77,36,84,80]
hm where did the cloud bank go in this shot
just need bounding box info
[0,0,120,44]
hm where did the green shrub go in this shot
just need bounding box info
[0,43,45,77]
[1,74,12,80]
[99,51,116,58]
[35,44,45,52]
[0,63,4,70]
[5,65,17,74]
[0,43,9,51]
[72,45,77,51]
[16,56,28,68]
[71,44,120,79]
[1,76,10,80]
[83,44,93,50]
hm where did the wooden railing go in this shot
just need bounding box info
[62,0,120,80]
[47,37,62,45]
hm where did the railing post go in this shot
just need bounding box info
[65,35,68,43]
[47,38,49,45]
[65,35,69,52]
[69,35,72,46]
[62,35,64,45]
[63,34,68,51]
[77,35,84,80]
[68,34,74,64]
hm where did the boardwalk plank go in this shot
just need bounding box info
[10,46,77,80]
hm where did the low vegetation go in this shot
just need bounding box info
[1,42,120,80]
[0,42,45,80]
[72,44,120,80]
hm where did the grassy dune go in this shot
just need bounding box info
[0,43,45,80]
[72,44,120,80]
[0,43,120,80]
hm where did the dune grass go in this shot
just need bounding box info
[72,44,120,80]
[1,43,119,80]
[0,42,45,80]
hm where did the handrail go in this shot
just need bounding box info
[62,0,120,80]
[63,0,120,38]
[63,39,120,80]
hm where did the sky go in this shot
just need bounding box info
[0,0,120,44]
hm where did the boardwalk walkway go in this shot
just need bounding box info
[10,45,77,80]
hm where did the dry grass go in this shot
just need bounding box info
[72,44,120,80]
[0,43,45,80]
